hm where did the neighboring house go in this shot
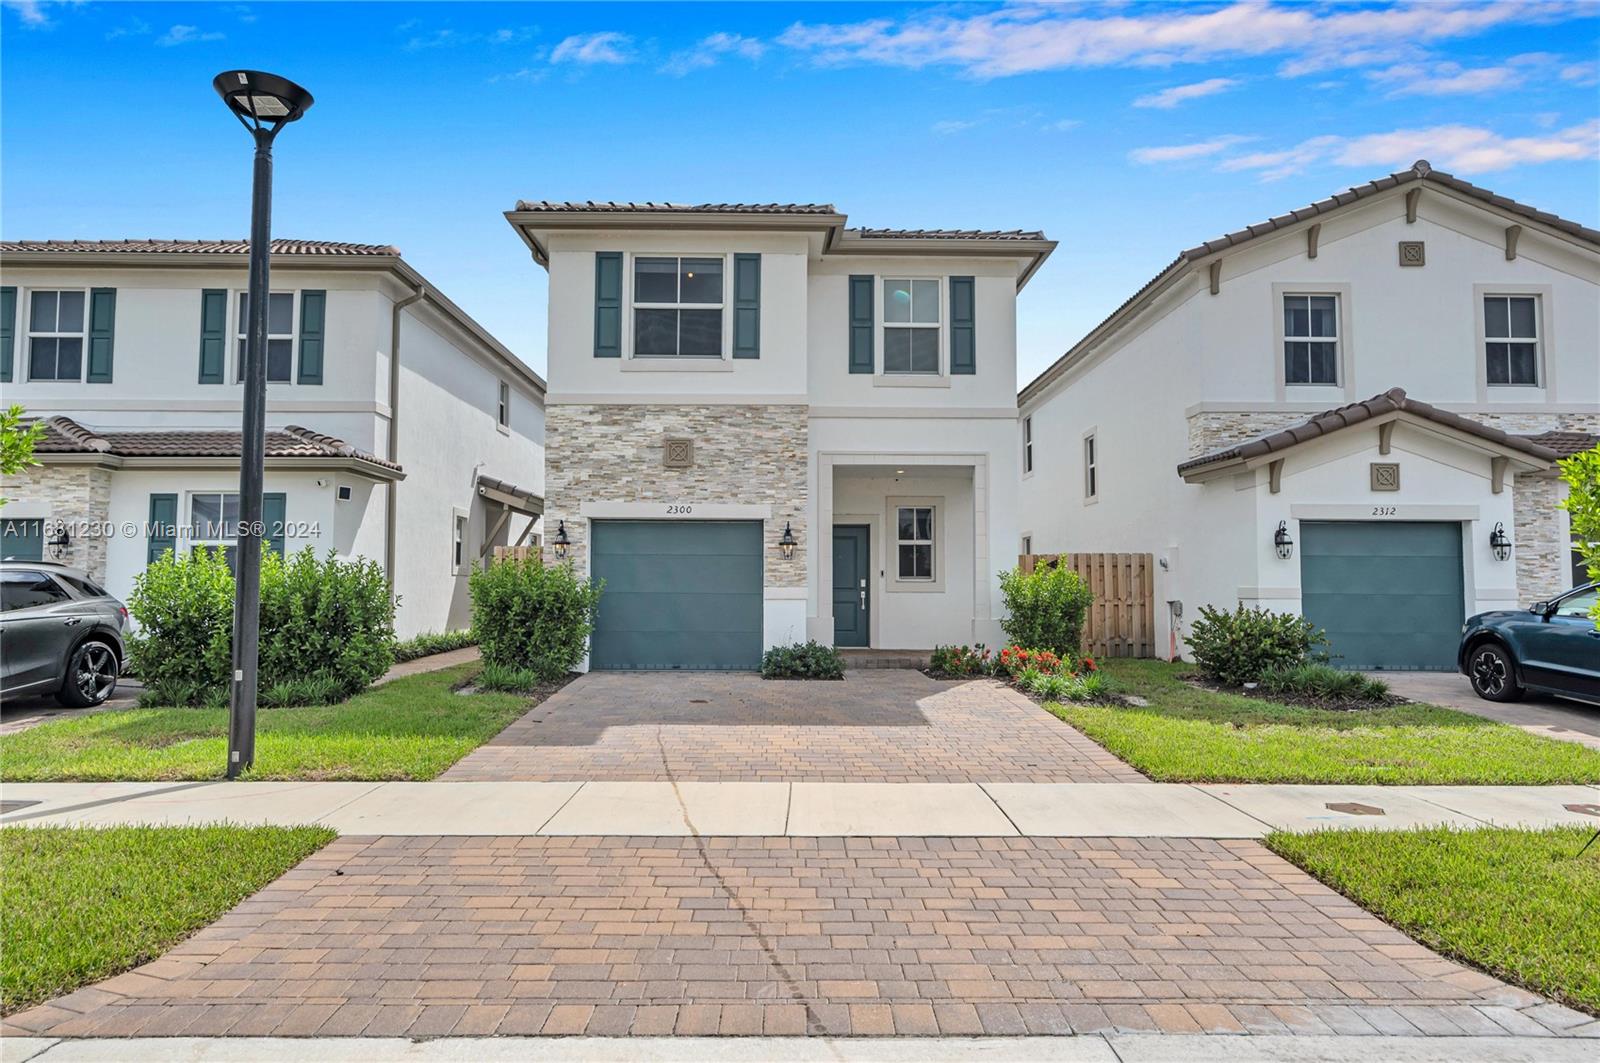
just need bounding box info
[0,239,545,637]
[1018,161,1599,670]
[507,202,1054,669]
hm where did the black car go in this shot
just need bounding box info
[0,562,128,707]
[1459,583,1600,705]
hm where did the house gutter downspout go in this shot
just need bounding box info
[385,285,426,589]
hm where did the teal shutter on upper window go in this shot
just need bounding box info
[594,252,622,357]
[297,290,326,384]
[147,493,177,564]
[733,254,761,358]
[0,286,14,383]
[86,288,116,383]
[198,289,228,384]
[950,276,976,375]
[848,275,874,374]
[263,493,287,557]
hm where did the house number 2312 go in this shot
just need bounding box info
[666,505,694,515]
[1371,506,1397,516]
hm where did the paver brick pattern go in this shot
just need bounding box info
[7,835,1586,1040]
[441,671,1142,783]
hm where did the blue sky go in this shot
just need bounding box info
[4,1,1597,386]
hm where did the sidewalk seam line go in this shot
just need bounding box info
[977,781,1025,837]
[310,780,389,826]
[0,781,219,824]
[1189,784,1278,834]
[533,782,586,834]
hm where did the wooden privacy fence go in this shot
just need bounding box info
[1018,552,1155,659]
[490,545,540,564]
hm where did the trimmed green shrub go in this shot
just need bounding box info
[1259,662,1390,702]
[470,557,601,682]
[128,547,395,707]
[477,661,542,693]
[1187,604,1325,686]
[761,641,845,680]
[998,563,1094,657]
[393,629,477,663]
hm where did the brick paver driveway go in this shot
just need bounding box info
[8,834,1584,1040]
[442,670,1141,783]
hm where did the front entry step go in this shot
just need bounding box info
[838,649,930,670]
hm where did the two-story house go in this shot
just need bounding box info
[1018,162,1599,671]
[506,202,1053,669]
[0,239,545,637]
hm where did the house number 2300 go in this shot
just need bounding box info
[666,505,694,515]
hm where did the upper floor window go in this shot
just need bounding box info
[497,381,510,428]
[1023,416,1034,474]
[1484,295,1539,386]
[1084,433,1098,500]
[883,278,939,374]
[237,292,296,382]
[1283,294,1338,385]
[634,256,722,357]
[27,290,85,381]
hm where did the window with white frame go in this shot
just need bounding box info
[896,505,935,581]
[1084,434,1098,499]
[497,381,510,427]
[237,292,296,382]
[1282,294,1339,385]
[883,278,940,373]
[633,256,723,357]
[190,492,239,565]
[1021,535,1032,555]
[1484,295,1539,386]
[27,290,86,381]
[1023,416,1034,474]
[453,514,467,570]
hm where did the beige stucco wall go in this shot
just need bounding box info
[2,463,114,580]
[543,404,808,589]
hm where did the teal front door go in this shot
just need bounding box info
[588,520,763,670]
[832,525,869,647]
[1300,521,1464,670]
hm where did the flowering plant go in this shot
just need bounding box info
[995,645,1065,678]
[930,643,992,676]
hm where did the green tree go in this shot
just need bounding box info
[1,405,47,508]
[1558,442,1600,627]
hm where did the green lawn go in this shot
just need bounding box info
[1267,826,1600,1016]
[1049,659,1600,784]
[0,664,532,782]
[2,824,334,1014]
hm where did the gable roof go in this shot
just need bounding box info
[32,417,405,478]
[1519,429,1600,458]
[1020,160,1600,407]
[513,201,836,215]
[1176,387,1559,478]
[1,239,400,256]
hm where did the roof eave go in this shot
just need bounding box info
[505,209,849,270]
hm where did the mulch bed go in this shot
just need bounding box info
[454,672,578,702]
[923,669,1133,708]
[1185,674,1410,712]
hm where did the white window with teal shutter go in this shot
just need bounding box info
[631,255,725,358]
[26,289,87,381]
[233,289,325,384]
[882,278,940,374]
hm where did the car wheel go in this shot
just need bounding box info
[57,640,119,708]
[1467,642,1524,703]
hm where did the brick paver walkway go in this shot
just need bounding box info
[441,671,1142,783]
[8,835,1589,1040]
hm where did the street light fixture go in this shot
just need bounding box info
[213,70,313,780]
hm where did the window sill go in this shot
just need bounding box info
[496,424,511,436]
[620,358,734,373]
[886,576,945,594]
[873,374,950,389]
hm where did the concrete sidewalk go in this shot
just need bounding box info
[3,1035,1596,1061]
[3,779,1595,837]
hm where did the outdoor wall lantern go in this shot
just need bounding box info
[46,528,70,559]
[778,521,797,560]
[1273,520,1294,560]
[1490,522,1512,562]
[552,520,570,560]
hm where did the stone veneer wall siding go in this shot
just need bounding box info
[3,464,113,581]
[543,404,808,588]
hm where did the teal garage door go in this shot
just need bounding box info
[1300,521,1464,671]
[589,520,763,670]
[0,518,43,561]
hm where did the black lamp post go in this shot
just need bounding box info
[213,70,313,779]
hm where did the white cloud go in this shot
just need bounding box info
[550,31,634,66]
[1133,77,1239,109]
[661,32,766,76]
[777,2,1589,79]
[157,24,224,47]
[1130,135,1255,165]
[1562,60,1600,85]
[3,0,48,27]
[1044,118,1082,133]
[106,16,150,40]
[1210,121,1600,179]
[1367,52,1564,97]
[931,119,979,135]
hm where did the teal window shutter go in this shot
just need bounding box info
[0,286,14,383]
[263,493,287,557]
[594,252,622,357]
[733,254,761,358]
[950,276,976,375]
[848,275,874,374]
[86,288,116,383]
[198,289,228,384]
[147,494,177,564]
[297,290,326,384]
